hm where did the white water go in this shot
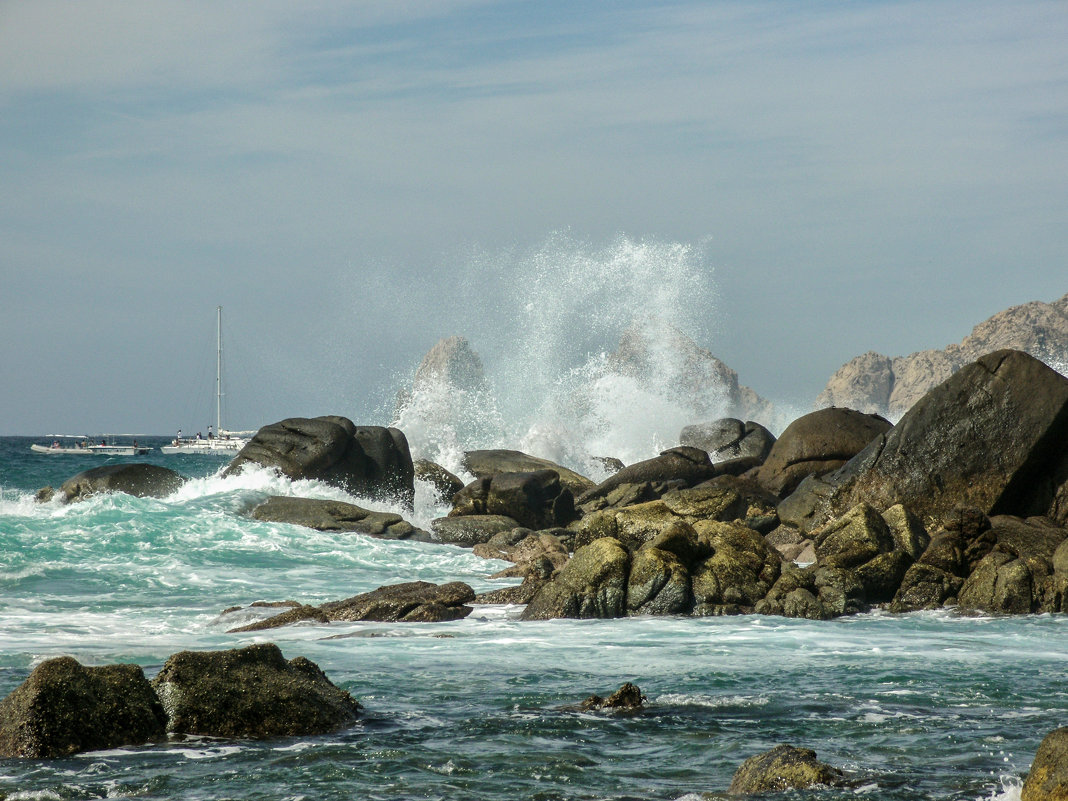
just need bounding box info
[391,234,797,475]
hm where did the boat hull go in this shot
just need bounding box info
[31,443,151,455]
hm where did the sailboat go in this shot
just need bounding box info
[160,306,254,455]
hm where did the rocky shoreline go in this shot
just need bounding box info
[11,346,1068,796]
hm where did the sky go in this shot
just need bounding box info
[1,0,1066,435]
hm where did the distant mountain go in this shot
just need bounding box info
[816,292,1068,419]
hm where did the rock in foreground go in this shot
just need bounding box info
[152,643,360,739]
[0,657,166,758]
[1023,727,1068,801]
[728,744,844,794]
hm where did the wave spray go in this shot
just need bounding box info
[391,233,765,477]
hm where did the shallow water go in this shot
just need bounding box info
[0,436,1054,800]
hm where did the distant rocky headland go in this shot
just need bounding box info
[816,292,1068,419]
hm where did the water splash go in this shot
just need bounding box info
[392,233,761,472]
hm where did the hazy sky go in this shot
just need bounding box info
[2,0,1066,435]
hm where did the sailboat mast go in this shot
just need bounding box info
[215,305,222,434]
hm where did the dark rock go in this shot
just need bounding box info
[250,496,430,541]
[577,447,717,507]
[462,449,595,497]
[813,565,868,616]
[152,643,359,739]
[680,418,776,462]
[414,459,465,501]
[58,464,186,504]
[450,470,576,530]
[34,486,54,503]
[0,657,166,758]
[577,479,684,514]
[776,474,837,534]
[430,514,521,547]
[627,546,692,615]
[755,407,892,498]
[728,743,844,794]
[224,417,415,506]
[321,581,475,623]
[854,549,914,604]
[227,605,330,633]
[580,682,646,711]
[592,456,626,475]
[820,350,1068,526]
[521,538,630,620]
[1022,726,1068,801]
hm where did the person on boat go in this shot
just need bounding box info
[51,440,59,449]
[196,431,202,440]
[207,425,214,439]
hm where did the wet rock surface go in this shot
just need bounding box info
[225,416,415,506]
[250,496,431,540]
[56,464,186,504]
[152,643,360,739]
[0,657,166,758]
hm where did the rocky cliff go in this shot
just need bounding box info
[816,292,1068,418]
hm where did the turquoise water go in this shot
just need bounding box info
[0,436,1061,800]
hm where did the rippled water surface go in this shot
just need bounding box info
[0,437,1057,800]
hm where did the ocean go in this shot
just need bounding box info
[0,433,1063,801]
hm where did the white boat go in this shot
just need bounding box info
[31,436,151,456]
[161,306,253,456]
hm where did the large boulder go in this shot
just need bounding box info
[321,581,476,623]
[755,407,892,498]
[462,449,594,497]
[57,464,186,504]
[577,447,718,507]
[727,744,844,794]
[450,470,576,530]
[249,496,430,541]
[1023,727,1068,801]
[820,350,1068,526]
[225,417,415,506]
[679,418,776,462]
[152,643,359,738]
[521,538,630,620]
[0,657,166,758]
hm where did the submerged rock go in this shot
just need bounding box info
[580,682,646,711]
[0,657,166,758]
[249,496,430,541]
[321,581,476,623]
[57,464,186,504]
[727,743,844,794]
